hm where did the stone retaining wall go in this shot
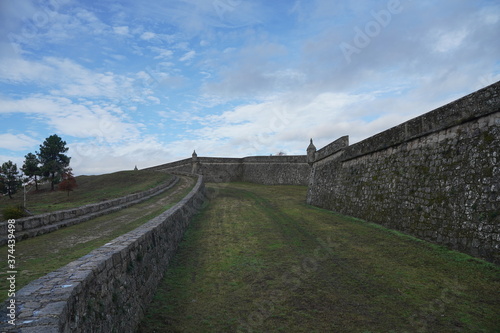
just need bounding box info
[0,175,206,332]
[307,82,500,264]
[0,176,179,246]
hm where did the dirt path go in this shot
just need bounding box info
[0,175,196,298]
[50,175,195,251]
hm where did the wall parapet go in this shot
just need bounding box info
[314,136,349,162]
[0,176,179,246]
[144,158,192,173]
[0,174,206,332]
[336,84,498,163]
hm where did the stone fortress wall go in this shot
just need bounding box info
[147,155,311,185]
[307,82,500,264]
[1,175,207,332]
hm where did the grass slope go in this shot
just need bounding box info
[0,176,195,302]
[139,182,500,333]
[0,170,172,216]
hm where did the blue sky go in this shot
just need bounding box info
[1,0,499,175]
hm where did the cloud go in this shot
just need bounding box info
[431,28,469,53]
[113,26,130,35]
[0,96,140,143]
[140,31,156,40]
[150,47,174,59]
[124,0,263,35]
[1,2,110,53]
[0,133,39,151]
[174,91,375,156]
[0,55,146,101]
[179,50,196,62]
[203,41,293,98]
[1,0,499,176]
[69,136,172,175]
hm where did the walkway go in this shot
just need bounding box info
[0,175,195,300]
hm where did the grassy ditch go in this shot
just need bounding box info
[139,182,500,333]
[0,170,172,216]
[0,176,195,301]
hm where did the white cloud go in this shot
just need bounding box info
[69,137,172,175]
[1,0,499,176]
[0,57,54,83]
[431,28,469,53]
[179,50,196,62]
[0,154,24,168]
[113,26,129,35]
[0,96,140,143]
[140,31,156,40]
[150,47,174,59]
[0,133,39,150]
[0,55,140,101]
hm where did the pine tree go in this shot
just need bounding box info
[0,161,21,199]
[38,134,71,191]
[21,152,41,191]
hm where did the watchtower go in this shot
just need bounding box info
[307,138,316,165]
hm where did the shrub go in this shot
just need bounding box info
[3,205,27,220]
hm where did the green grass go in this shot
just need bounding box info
[0,170,172,216]
[0,176,195,301]
[138,182,500,333]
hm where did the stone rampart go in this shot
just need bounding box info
[241,156,310,185]
[149,155,310,185]
[307,82,500,264]
[314,136,349,162]
[145,158,192,173]
[0,176,179,246]
[0,175,206,332]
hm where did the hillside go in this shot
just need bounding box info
[0,170,172,217]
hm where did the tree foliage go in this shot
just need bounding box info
[58,169,78,197]
[21,152,41,191]
[0,160,21,199]
[38,134,70,191]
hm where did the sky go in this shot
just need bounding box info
[0,0,499,175]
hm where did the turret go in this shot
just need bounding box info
[307,138,316,165]
[191,150,199,174]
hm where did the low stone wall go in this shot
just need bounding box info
[0,175,206,332]
[0,176,179,246]
[307,82,500,264]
